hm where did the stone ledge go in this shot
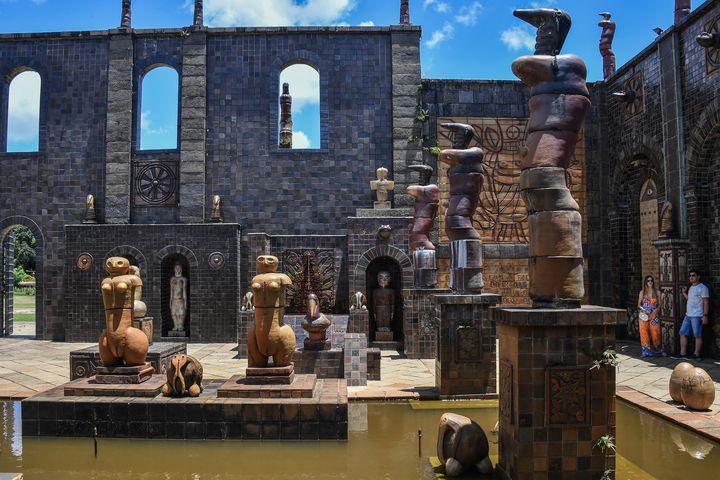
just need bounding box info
[354,208,413,218]
[431,293,502,305]
[493,305,625,326]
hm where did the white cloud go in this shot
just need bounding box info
[529,0,557,7]
[200,0,357,27]
[424,22,454,49]
[358,21,375,27]
[293,131,311,149]
[7,71,40,143]
[500,26,535,51]
[140,110,169,137]
[280,64,320,113]
[455,2,483,26]
[423,0,450,14]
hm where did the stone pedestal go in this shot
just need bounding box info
[413,249,438,288]
[375,330,394,341]
[653,238,689,355]
[95,363,154,384]
[495,306,623,480]
[69,342,187,380]
[244,364,295,385]
[374,201,391,209]
[432,293,500,398]
[132,316,153,345]
[450,239,483,292]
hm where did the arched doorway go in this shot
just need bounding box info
[366,256,404,343]
[0,217,44,338]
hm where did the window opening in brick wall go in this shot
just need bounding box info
[279,64,320,149]
[6,70,40,153]
[139,66,179,150]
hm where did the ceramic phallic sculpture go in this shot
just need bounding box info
[350,291,368,311]
[83,194,97,224]
[210,195,223,222]
[437,413,493,477]
[373,271,395,336]
[598,13,616,79]
[162,354,204,397]
[279,83,293,148]
[99,257,149,367]
[128,266,147,319]
[512,7,589,308]
[406,164,439,251]
[169,262,188,332]
[248,255,296,367]
[241,291,254,311]
[301,293,332,350]
[439,123,485,292]
[370,167,395,208]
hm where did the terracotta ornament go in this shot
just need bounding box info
[248,255,296,367]
[598,13,616,79]
[681,367,715,410]
[513,7,589,308]
[241,291,254,311]
[437,413,493,477]
[669,361,695,403]
[210,195,223,222]
[439,123,484,241]
[169,262,188,332]
[162,354,204,397]
[279,83,293,148]
[83,194,97,224]
[99,257,149,367]
[193,0,203,27]
[350,291,368,311]
[301,293,332,350]
[370,167,395,208]
[120,0,131,28]
[407,164,438,251]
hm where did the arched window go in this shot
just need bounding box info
[279,64,320,149]
[6,70,41,153]
[139,66,179,150]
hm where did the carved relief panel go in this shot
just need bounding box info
[133,162,179,207]
[283,249,337,314]
[546,366,590,427]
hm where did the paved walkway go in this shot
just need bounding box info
[0,337,716,414]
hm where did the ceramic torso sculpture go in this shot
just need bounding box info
[512,8,588,307]
[439,123,484,241]
[370,167,395,203]
[598,13,616,79]
[407,164,439,251]
[373,271,395,332]
[169,262,187,331]
[99,257,149,366]
[437,413,493,477]
[248,255,296,367]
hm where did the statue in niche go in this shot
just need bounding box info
[248,255,296,367]
[83,194,97,224]
[120,0,131,28]
[598,13,616,79]
[169,262,188,332]
[99,257,148,367]
[370,167,395,208]
[279,83,293,148]
[373,271,395,334]
[660,202,674,237]
[210,195,223,222]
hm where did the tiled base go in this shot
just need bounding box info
[63,374,166,397]
[23,378,348,440]
[217,374,317,398]
[69,342,187,380]
[294,348,343,378]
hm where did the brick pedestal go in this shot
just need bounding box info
[495,306,623,480]
[432,293,500,398]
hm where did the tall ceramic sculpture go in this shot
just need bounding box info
[512,8,588,308]
[301,293,332,350]
[248,255,296,367]
[193,0,203,27]
[120,0,131,28]
[439,123,484,292]
[99,257,149,367]
[169,262,188,332]
[598,13,616,79]
[83,194,97,224]
[407,164,439,287]
[675,0,691,24]
[400,0,410,25]
[279,83,293,148]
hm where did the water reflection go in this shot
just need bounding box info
[0,401,22,464]
[671,430,714,460]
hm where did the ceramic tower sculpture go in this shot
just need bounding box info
[512,8,589,308]
[598,13,616,79]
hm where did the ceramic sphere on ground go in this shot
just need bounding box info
[669,362,696,403]
[680,367,715,411]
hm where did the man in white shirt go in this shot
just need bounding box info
[679,269,710,359]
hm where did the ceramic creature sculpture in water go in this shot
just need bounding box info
[248,255,296,367]
[162,354,204,397]
[512,7,589,308]
[99,257,149,367]
[169,262,188,331]
[437,413,493,477]
[301,293,332,350]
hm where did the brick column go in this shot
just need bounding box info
[432,293,500,397]
[390,26,422,207]
[179,30,207,223]
[496,306,623,480]
[104,31,134,224]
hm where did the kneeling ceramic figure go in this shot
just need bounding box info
[437,412,493,477]
[162,354,204,397]
[99,257,149,367]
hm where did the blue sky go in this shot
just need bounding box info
[1,0,690,150]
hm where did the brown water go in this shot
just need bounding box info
[0,400,717,479]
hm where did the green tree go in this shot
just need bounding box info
[11,226,36,273]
